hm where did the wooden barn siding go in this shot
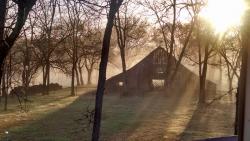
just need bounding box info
[105,47,216,94]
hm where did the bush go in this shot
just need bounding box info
[10,83,63,96]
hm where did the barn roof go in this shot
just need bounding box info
[105,46,217,93]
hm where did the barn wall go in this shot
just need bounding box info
[105,47,217,94]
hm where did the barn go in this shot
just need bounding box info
[105,47,216,94]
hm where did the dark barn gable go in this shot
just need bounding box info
[105,47,216,94]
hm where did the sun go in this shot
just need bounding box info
[200,0,246,33]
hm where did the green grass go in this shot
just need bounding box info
[0,87,235,141]
[0,88,150,141]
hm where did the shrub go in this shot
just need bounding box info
[10,83,63,96]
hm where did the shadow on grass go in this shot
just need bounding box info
[179,100,235,141]
[1,74,221,141]
[3,91,95,141]
[107,73,200,141]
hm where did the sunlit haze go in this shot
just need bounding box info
[201,0,246,33]
[0,0,247,140]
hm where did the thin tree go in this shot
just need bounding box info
[92,0,123,140]
[35,0,58,95]
[114,1,147,94]
[83,45,101,85]
[141,0,202,86]
[64,0,83,96]
[219,29,241,95]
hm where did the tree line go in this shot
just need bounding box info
[0,0,243,141]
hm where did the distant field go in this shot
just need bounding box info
[0,87,235,141]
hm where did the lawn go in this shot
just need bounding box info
[0,87,235,141]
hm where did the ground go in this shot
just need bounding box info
[0,86,235,141]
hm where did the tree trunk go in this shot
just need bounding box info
[199,44,209,105]
[87,69,92,85]
[197,26,202,104]
[71,65,75,96]
[75,67,80,86]
[166,0,176,83]
[4,84,7,111]
[199,74,206,104]
[79,67,84,85]
[114,13,128,94]
[229,78,233,95]
[0,49,7,87]
[170,19,194,82]
[0,0,7,40]
[71,48,76,96]
[0,47,9,111]
[237,35,248,141]
[219,55,223,82]
[46,61,50,94]
[0,1,7,82]
[42,65,46,95]
[0,43,10,87]
[235,87,239,135]
[0,88,1,103]
[120,47,128,94]
[5,54,12,110]
[92,1,122,140]
[42,60,50,95]
[2,68,7,111]
[226,63,234,96]
[237,6,250,140]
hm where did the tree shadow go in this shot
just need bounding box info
[2,90,95,141]
[1,74,231,141]
[3,78,197,141]
[179,98,235,141]
[106,73,200,141]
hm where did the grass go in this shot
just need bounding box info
[0,87,236,141]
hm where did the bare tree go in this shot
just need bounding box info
[114,0,147,94]
[140,0,176,81]
[1,50,16,111]
[185,19,217,104]
[170,0,201,81]
[35,0,57,95]
[0,0,38,85]
[83,45,101,85]
[20,14,40,98]
[219,29,241,94]
[140,0,203,87]
[33,0,71,95]
[92,0,123,140]
[63,0,83,96]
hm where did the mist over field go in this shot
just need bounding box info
[0,0,247,141]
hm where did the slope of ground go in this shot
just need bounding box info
[0,87,235,141]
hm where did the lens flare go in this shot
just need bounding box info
[201,0,246,33]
